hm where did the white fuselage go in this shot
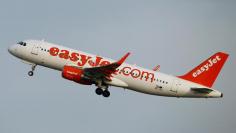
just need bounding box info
[8,40,222,98]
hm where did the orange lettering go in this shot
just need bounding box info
[70,52,80,62]
[88,56,103,67]
[49,47,59,56]
[78,54,92,66]
[59,50,70,59]
[100,61,110,66]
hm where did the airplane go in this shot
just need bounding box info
[8,40,229,98]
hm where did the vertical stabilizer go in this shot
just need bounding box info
[178,52,229,87]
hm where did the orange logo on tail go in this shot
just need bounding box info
[192,55,221,78]
[178,52,229,87]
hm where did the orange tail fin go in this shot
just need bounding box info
[178,52,229,87]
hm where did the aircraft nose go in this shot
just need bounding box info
[8,45,16,55]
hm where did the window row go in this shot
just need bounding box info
[40,48,50,52]
[157,79,168,84]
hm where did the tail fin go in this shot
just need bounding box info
[178,52,229,88]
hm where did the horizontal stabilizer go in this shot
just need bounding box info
[191,88,213,93]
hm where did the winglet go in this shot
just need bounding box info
[117,52,131,65]
[153,65,160,71]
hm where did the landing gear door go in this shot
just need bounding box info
[31,44,40,55]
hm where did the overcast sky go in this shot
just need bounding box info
[0,0,235,133]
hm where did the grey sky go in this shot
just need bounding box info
[0,0,236,133]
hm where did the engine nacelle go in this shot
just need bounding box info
[62,66,93,85]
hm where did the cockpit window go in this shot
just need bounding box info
[17,41,27,46]
[17,41,23,45]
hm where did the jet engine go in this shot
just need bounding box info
[62,66,93,85]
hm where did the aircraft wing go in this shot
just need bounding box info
[83,52,130,81]
[191,88,213,93]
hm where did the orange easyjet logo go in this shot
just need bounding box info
[49,47,111,67]
[49,47,155,82]
[192,55,221,78]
